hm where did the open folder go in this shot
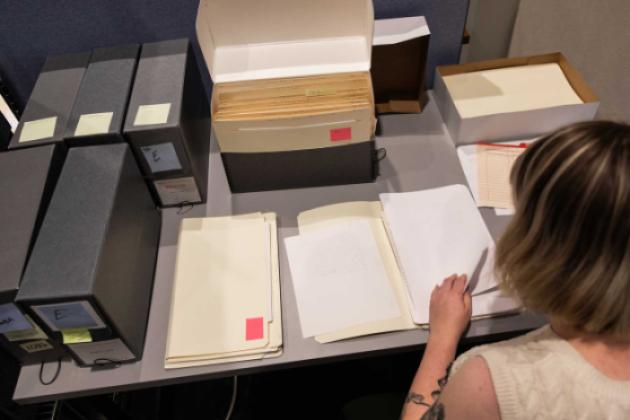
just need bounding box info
[285,185,519,343]
[165,213,282,369]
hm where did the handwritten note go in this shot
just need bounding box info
[141,142,182,173]
[33,301,104,331]
[0,303,31,334]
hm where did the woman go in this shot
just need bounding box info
[401,121,630,419]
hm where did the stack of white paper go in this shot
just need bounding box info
[165,213,281,368]
[443,63,583,118]
[380,185,498,323]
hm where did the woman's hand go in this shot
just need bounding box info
[428,274,472,352]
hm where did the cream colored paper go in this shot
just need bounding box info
[476,144,526,209]
[165,213,282,368]
[75,112,113,136]
[443,63,583,118]
[134,103,171,126]
[285,219,401,338]
[19,116,57,143]
[296,202,416,343]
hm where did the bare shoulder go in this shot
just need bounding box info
[432,356,501,420]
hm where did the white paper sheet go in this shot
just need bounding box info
[285,219,401,338]
[380,185,495,324]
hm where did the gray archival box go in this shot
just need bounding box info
[9,52,89,150]
[16,144,161,366]
[0,145,67,364]
[64,44,140,146]
[123,38,210,208]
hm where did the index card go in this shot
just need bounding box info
[476,143,526,209]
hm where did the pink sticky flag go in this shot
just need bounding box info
[245,317,264,341]
[330,127,352,142]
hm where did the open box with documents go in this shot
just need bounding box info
[433,52,599,145]
[196,0,378,193]
[285,185,520,343]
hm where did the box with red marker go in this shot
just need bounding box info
[197,0,377,192]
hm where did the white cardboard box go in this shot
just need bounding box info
[196,0,373,84]
[433,52,599,145]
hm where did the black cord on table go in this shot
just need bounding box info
[39,358,62,386]
[176,201,195,215]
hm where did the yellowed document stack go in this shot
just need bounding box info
[165,213,282,368]
[285,185,520,344]
[211,72,376,153]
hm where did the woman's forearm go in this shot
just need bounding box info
[401,336,457,420]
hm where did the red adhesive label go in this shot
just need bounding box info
[245,317,264,341]
[330,127,352,142]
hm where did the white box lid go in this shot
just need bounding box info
[373,16,430,46]
[196,0,374,83]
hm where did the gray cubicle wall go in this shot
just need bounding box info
[0,0,469,110]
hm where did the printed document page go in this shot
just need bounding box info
[285,219,401,338]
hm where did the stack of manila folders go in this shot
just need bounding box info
[285,185,520,343]
[165,213,281,368]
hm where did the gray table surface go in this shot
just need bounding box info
[14,93,546,404]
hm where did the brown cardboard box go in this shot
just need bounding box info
[371,16,431,114]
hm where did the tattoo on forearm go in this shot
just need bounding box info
[405,392,431,407]
[401,362,453,420]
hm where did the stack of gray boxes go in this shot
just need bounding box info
[124,38,210,208]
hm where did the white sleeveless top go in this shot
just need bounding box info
[451,325,630,420]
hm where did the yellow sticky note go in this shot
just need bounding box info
[19,116,57,143]
[75,112,113,136]
[62,328,92,344]
[134,103,171,126]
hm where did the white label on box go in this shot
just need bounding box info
[75,112,113,136]
[154,177,201,206]
[141,143,182,173]
[0,303,31,334]
[20,340,53,353]
[69,339,135,365]
[32,301,106,332]
[134,103,171,126]
[19,116,57,143]
[4,315,48,342]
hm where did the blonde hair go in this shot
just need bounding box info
[495,121,630,336]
